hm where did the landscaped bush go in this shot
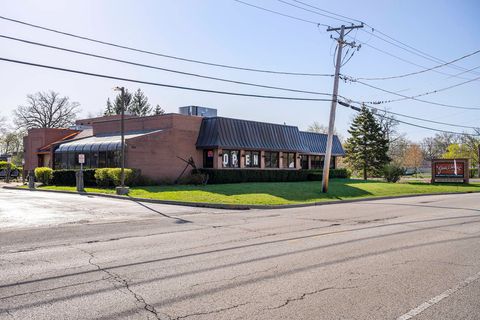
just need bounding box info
[94,168,137,187]
[382,164,405,183]
[0,161,18,171]
[52,169,97,186]
[35,167,53,185]
[198,168,351,184]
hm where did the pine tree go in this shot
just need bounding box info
[153,104,165,115]
[344,106,390,180]
[103,98,114,116]
[103,89,132,115]
[130,89,151,116]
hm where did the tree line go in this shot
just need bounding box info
[0,88,165,165]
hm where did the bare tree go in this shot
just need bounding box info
[14,91,80,130]
[307,121,343,141]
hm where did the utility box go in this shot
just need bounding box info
[431,158,469,183]
[179,106,217,117]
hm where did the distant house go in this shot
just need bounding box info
[23,112,344,181]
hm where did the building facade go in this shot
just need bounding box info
[23,113,345,181]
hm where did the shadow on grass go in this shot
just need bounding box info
[131,179,374,202]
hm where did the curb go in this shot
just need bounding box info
[3,185,480,210]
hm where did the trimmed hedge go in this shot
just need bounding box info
[52,169,97,186]
[199,168,351,184]
[52,168,140,187]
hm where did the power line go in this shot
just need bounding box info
[275,0,350,25]
[0,15,331,77]
[354,41,471,80]
[352,49,480,81]
[338,100,480,136]
[350,79,480,111]
[0,57,335,102]
[344,99,480,129]
[289,0,364,24]
[0,34,335,97]
[276,0,478,80]
[233,0,324,26]
[346,73,480,104]
[361,27,480,77]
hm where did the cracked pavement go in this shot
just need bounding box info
[1,188,480,319]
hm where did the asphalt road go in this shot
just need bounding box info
[0,187,479,320]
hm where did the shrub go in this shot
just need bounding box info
[382,164,405,183]
[0,161,18,171]
[94,168,111,187]
[35,167,53,185]
[52,169,97,186]
[198,168,351,184]
[94,168,136,187]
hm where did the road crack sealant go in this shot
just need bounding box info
[172,302,251,320]
[75,247,171,320]
[267,286,358,310]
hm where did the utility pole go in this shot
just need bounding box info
[322,24,363,193]
[114,86,129,195]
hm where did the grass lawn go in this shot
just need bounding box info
[34,179,480,206]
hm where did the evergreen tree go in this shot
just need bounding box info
[344,106,390,180]
[153,104,165,115]
[104,98,114,116]
[103,89,132,115]
[130,89,151,116]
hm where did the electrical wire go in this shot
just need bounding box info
[233,0,330,27]
[352,49,480,81]
[276,0,348,25]
[344,99,480,129]
[0,34,335,97]
[356,74,480,104]
[290,0,364,24]
[0,57,335,102]
[0,15,332,77]
[338,100,480,136]
[285,0,480,79]
[350,79,480,110]
[360,29,480,77]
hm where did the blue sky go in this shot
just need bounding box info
[1,0,479,141]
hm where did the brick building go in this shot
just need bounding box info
[23,113,344,181]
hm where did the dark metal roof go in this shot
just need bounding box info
[299,131,345,156]
[196,117,345,155]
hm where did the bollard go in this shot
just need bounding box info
[76,170,84,192]
[5,163,10,184]
[28,170,35,189]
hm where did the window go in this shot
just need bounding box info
[203,149,214,168]
[245,151,260,168]
[265,151,279,168]
[311,155,323,169]
[222,150,240,168]
[98,151,107,168]
[283,152,296,168]
[300,155,309,169]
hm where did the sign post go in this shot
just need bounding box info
[5,157,11,184]
[76,154,85,192]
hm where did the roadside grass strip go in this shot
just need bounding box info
[29,179,480,206]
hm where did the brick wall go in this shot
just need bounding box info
[23,128,78,171]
